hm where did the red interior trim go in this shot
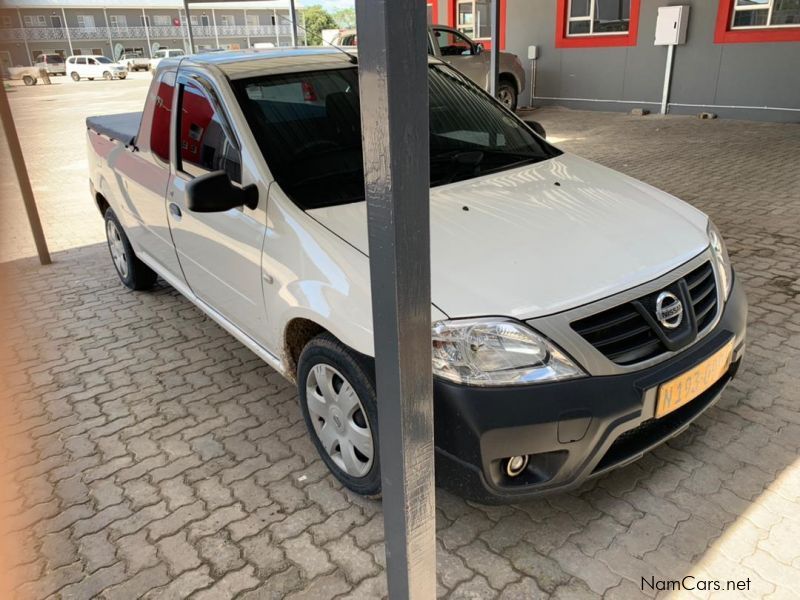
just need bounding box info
[714,0,800,43]
[555,0,640,48]
[446,0,506,50]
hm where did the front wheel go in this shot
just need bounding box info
[297,334,381,497]
[71,71,80,82]
[104,208,158,290]
[22,75,36,86]
[118,74,127,80]
[497,81,518,111]
[103,71,112,80]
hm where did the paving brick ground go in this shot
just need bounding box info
[1,77,799,599]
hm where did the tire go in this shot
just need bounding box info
[297,333,381,497]
[22,75,36,86]
[118,74,127,80]
[71,71,80,82]
[88,77,95,81]
[103,71,112,80]
[497,80,518,111]
[104,208,158,291]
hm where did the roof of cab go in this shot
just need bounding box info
[175,47,441,80]
[182,47,359,80]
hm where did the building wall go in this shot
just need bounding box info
[505,0,800,122]
[1,4,300,67]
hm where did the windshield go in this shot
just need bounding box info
[96,57,113,64]
[233,64,560,210]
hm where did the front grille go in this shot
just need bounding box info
[572,261,719,366]
[685,262,718,331]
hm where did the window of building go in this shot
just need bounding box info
[448,0,506,47]
[219,14,235,26]
[149,71,176,163]
[177,80,241,183]
[731,0,800,28]
[23,15,47,27]
[555,0,640,47]
[152,15,171,26]
[567,0,631,35]
[715,0,800,42]
[77,15,96,29]
[246,14,259,26]
[427,1,438,24]
[140,15,150,27]
[91,48,103,55]
[109,15,127,28]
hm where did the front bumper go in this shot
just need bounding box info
[433,275,747,503]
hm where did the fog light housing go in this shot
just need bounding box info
[504,455,529,477]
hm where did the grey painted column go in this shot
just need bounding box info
[103,8,114,59]
[61,8,74,57]
[17,9,32,66]
[288,0,298,46]
[273,9,280,46]
[211,9,220,48]
[354,0,436,598]
[179,8,189,53]
[183,2,195,54]
[488,0,500,97]
[243,8,251,48]
[142,9,152,57]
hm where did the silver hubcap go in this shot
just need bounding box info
[498,88,514,108]
[106,219,129,279]
[306,364,373,478]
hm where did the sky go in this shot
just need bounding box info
[310,0,355,11]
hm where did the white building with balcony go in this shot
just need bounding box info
[0,0,306,68]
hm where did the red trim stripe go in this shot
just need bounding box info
[555,0,640,49]
[714,0,800,44]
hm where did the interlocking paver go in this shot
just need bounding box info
[2,81,799,599]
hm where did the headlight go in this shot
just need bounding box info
[432,318,585,386]
[707,220,732,301]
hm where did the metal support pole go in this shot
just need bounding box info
[661,43,675,115]
[183,2,195,54]
[61,8,74,57]
[273,9,280,46]
[179,9,189,53]
[142,9,153,57]
[211,9,220,48]
[489,0,501,98]
[355,0,435,598]
[0,84,51,265]
[243,9,251,48]
[288,0,298,46]
[103,8,114,59]
[17,10,32,66]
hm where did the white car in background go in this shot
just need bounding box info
[66,55,127,81]
[149,48,185,71]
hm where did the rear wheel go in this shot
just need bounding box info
[22,75,36,86]
[103,71,112,80]
[297,334,381,497]
[71,71,80,81]
[497,80,518,111]
[118,74,127,80]
[104,208,158,291]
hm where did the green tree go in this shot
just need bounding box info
[302,5,338,46]
[333,7,356,29]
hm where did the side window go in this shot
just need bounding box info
[177,80,241,183]
[150,71,176,163]
[434,28,474,56]
[88,58,97,65]
[77,57,87,65]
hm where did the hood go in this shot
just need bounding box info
[307,154,710,320]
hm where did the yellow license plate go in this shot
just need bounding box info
[655,340,734,419]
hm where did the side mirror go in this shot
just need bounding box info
[475,43,484,55]
[186,170,259,212]
[523,118,546,139]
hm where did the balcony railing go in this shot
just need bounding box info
[0,25,304,43]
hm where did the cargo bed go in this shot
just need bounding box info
[86,112,142,148]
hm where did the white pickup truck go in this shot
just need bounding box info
[86,49,746,502]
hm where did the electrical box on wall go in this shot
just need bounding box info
[527,45,538,60]
[655,5,690,46]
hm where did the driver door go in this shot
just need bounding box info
[431,27,488,88]
[166,73,269,345]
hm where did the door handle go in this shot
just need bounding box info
[168,202,182,218]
